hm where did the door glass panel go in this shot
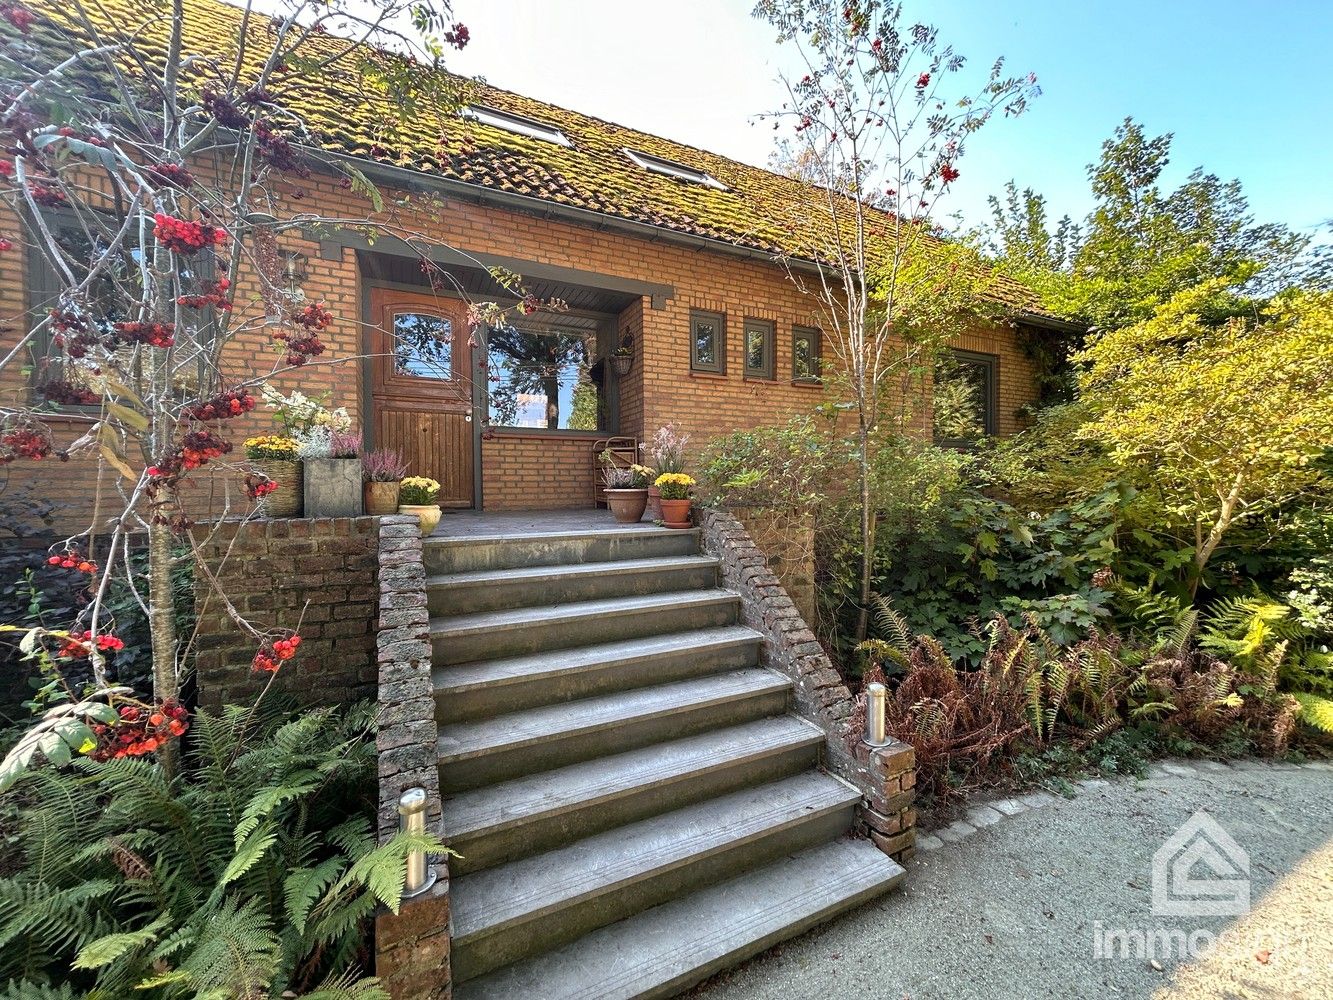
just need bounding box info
[393,312,453,379]
[487,324,600,430]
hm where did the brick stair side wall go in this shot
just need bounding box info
[697,508,916,864]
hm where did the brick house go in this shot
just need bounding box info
[4,0,1074,525]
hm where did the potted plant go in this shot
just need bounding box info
[655,473,696,529]
[362,448,408,515]
[399,476,442,536]
[299,429,363,517]
[600,449,654,523]
[644,424,689,521]
[244,435,301,517]
[609,338,634,377]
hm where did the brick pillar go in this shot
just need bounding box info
[854,740,917,863]
[374,515,450,998]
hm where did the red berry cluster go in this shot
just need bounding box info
[153,213,227,254]
[0,159,12,178]
[145,161,194,189]
[88,699,190,761]
[444,21,470,49]
[28,181,66,206]
[201,88,251,130]
[0,236,12,252]
[293,301,334,330]
[38,376,99,406]
[56,629,125,659]
[177,276,233,311]
[940,163,960,184]
[184,387,255,421]
[1,2,34,34]
[252,633,301,673]
[146,429,232,482]
[255,122,309,177]
[244,472,278,501]
[49,308,102,359]
[1,420,64,464]
[111,320,175,348]
[46,547,97,574]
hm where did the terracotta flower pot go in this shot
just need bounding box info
[659,498,692,529]
[364,480,401,516]
[257,459,302,517]
[605,488,648,524]
[399,503,442,536]
[646,485,663,521]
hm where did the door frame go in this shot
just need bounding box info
[362,281,482,509]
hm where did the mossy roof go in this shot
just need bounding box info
[23,0,1049,316]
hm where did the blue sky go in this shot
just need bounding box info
[449,0,1333,238]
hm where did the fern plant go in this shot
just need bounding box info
[0,702,445,998]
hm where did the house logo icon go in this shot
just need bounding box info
[1151,810,1250,917]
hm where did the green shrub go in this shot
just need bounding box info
[0,701,443,998]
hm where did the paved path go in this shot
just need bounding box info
[695,759,1333,1000]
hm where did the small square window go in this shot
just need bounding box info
[792,326,822,382]
[690,310,725,373]
[743,319,775,380]
[934,349,999,443]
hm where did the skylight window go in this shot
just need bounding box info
[462,106,571,147]
[623,149,727,190]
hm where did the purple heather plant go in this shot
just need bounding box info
[361,447,408,482]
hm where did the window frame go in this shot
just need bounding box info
[462,105,572,147]
[689,309,726,374]
[623,148,728,190]
[791,325,822,383]
[935,348,1000,444]
[484,317,606,433]
[742,318,776,381]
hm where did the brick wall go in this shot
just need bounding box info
[699,508,916,864]
[480,432,598,510]
[1,160,1044,530]
[192,516,379,711]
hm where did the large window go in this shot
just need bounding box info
[933,349,998,443]
[743,319,775,380]
[792,325,821,382]
[487,322,602,431]
[690,309,725,374]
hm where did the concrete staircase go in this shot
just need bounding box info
[426,523,904,1000]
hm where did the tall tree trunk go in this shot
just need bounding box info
[855,418,874,642]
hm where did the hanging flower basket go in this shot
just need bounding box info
[610,353,633,377]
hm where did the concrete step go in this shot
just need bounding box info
[434,626,763,723]
[427,555,720,615]
[455,838,906,1000]
[437,669,791,792]
[449,771,862,983]
[424,527,700,575]
[443,716,824,873]
[430,590,741,666]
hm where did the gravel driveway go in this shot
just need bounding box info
[694,759,1333,1000]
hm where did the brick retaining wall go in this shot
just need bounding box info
[698,508,916,863]
[192,516,379,711]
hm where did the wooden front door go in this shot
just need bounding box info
[367,288,475,508]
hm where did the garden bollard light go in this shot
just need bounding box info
[398,787,437,898]
[864,682,888,747]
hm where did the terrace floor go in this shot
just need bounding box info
[431,507,669,538]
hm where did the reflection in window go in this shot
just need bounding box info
[744,319,774,379]
[933,350,997,442]
[487,323,601,431]
[793,326,821,381]
[393,312,453,379]
[690,310,724,373]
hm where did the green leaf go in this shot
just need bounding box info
[220,825,280,887]
[73,918,169,969]
[342,163,384,213]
